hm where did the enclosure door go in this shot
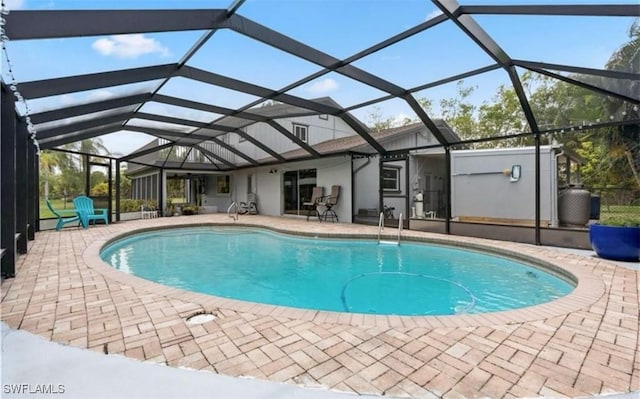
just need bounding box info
[283,169,316,215]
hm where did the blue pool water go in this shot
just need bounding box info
[100,227,574,316]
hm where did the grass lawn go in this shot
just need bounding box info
[600,205,640,224]
[40,198,76,219]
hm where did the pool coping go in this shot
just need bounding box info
[84,220,605,329]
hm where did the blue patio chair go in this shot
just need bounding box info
[46,198,81,231]
[72,196,109,229]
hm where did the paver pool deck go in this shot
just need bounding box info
[1,215,638,398]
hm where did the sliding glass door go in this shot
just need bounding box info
[283,169,316,215]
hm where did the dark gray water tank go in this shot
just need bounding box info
[558,187,591,226]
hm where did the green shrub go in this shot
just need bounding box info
[181,205,198,215]
[120,199,159,212]
[120,199,144,212]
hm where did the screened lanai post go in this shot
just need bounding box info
[1,83,16,277]
[445,147,452,235]
[16,118,28,254]
[28,133,37,239]
[84,154,90,196]
[159,168,164,218]
[405,154,410,229]
[108,158,113,224]
[158,168,166,216]
[535,132,542,246]
[115,160,121,222]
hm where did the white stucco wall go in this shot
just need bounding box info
[450,147,555,222]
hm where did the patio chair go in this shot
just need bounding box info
[73,195,109,229]
[238,193,258,215]
[303,186,324,221]
[46,198,81,231]
[319,185,340,222]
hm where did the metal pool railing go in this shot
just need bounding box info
[227,202,238,222]
[378,212,402,246]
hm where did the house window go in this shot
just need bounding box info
[293,123,308,143]
[216,175,231,195]
[318,114,328,120]
[382,166,401,192]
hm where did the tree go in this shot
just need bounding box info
[438,81,478,141]
[91,182,109,196]
[39,150,64,198]
[601,20,640,189]
[367,105,394,132]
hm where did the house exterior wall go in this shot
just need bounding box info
[382,129,438,152]
[229,156,353,222]
[353,157,378,213]
[200,174,234,212]
[229,115,356,161]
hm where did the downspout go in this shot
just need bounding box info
[353,156,371,174]
[352,155,371,223]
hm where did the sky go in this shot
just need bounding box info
[1,0,637,155]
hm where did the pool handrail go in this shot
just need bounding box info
[377,212,384,244]
[227,201,238,222]
[398,213,403,246]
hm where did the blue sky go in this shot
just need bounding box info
[2,0,637,155]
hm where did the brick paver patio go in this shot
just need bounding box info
[1,215,638,398]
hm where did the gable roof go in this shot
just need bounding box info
[264,120,459,162]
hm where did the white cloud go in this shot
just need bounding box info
[391,113,413,127]
[425,9,443,21]
[305,78,338,94]
[4,0,25,9]
[87,90,116,102]
[92,34,170,59]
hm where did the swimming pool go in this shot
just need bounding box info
[100,227,574,316]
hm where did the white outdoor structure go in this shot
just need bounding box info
[449,146,582,227]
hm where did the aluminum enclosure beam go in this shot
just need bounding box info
[39,125,123,149]
[5,10,229,40]
[226,14,407,96]
[177,66,386,154]
[124,125,217,142]
[37,111,135,139]
[513,60,640,82]
[459,4,640,17]
[194,145,236,169]
[30,93,152,124]
[178,66,337,115]
[153,94,269,122]
[207,137,259,166]
[267,121,321,158]
[433,0,540,132]
[124,125,258,166]
[121,142,176,162]
[18,64,177,99]
[526,67,639,104]
[233,129,286,162]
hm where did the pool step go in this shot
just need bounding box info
[379,240,399,246]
